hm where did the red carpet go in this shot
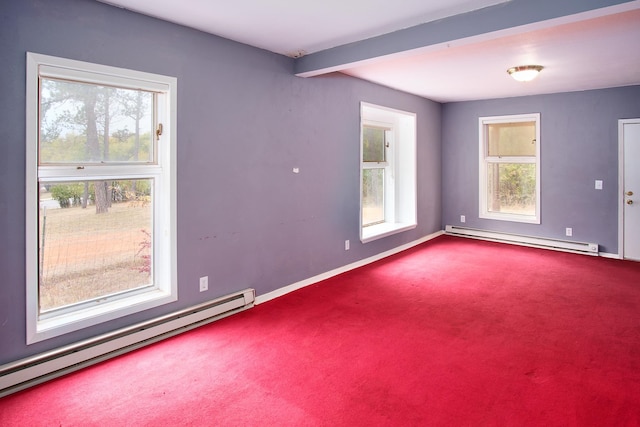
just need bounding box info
[2,235,640,426]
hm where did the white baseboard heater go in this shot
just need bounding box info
[445,225,599,255]
[0,289,255,398]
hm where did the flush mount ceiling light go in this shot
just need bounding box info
[507,65,544,82]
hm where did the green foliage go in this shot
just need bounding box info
[109,180,151,202]
[40,132,152,163]
[108,133,152,161]
[50,184,84,208]
[363,126,386,162]
[498,164,536,207]
[131,179,151,196]
[40,134,87,163]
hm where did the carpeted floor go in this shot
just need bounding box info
[2,235,640,426]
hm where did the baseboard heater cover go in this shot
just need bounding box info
[0,288,255,398]
[445,225,598,255]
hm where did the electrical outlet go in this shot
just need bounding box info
[565,228,573,237]
[595,180,603,190]
[345,240,350,250]
[199,276,208,292]
[460,215,466,223]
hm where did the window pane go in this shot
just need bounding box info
[38,179,153,312]
[363,126,386,162]
[486,163,536,215]
[39,78,154,164]
[363,168,384,226]
[487,121,536,157]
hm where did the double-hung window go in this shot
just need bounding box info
[26,53,177,343]
[479,113,540,223]
[360,103,416,243]
[361,124,391,227]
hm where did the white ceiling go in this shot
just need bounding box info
[343,7,640,102]
[99,0,640,102]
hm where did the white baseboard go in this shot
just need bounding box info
[445,225,599,255]
[599,252,620,259]
[255,230,444,305]
[256,231,622,306]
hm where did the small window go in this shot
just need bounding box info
[362,125,390,226]
[26,53,177,343]
[479,113,540,223]
[360,103,417,243]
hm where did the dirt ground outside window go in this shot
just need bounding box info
[38,199,151,312]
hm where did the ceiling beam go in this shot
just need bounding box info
[294,0,639,77]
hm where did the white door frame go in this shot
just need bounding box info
[618,118,640,259]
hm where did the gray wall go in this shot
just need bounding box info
[0,0,441,364]
[442,86,640,254]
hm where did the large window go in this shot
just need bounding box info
[479,113,540,223]
[360,103,416,243]
[26,53,177,343]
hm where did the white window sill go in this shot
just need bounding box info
[361,222,416,243]
[479,212,540,224]
[30,288,176,344]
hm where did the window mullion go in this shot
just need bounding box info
[362,162,388,169]
[485,156,535,164]
[38,165,162,180]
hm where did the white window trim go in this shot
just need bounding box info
[360,103,417,243]
[25,52,178,344]
[478,113,541,224]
